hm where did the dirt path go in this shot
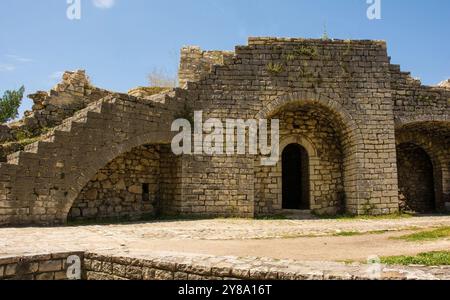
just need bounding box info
[1,216,449,262]
[132,231,450,262]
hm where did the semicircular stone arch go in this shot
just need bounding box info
[395,121,450,210]
[395,115,450,129]
[255,91,366,214]
[62,132,174,220]
[20,94,183,225]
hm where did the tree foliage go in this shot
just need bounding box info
[0,86,25,124]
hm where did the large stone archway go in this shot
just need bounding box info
[0,93,183,225]
[397,143,436,212]
[68,144,175,221]
[254,92,366,215]
[395,121,450,211]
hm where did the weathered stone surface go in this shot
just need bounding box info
[84,252,450,281]
[35,272,54,280]
[38,260,62,272]
[154,269,174,280]
[0,125,12,143]
[0,37,448,225]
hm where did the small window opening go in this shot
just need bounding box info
[142,183,150,202]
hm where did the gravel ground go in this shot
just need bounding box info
[1,216,449,261]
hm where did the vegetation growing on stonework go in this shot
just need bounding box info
[266,62,285,75]
[294,45,318,58]
[0,86,25,124]
[14,128,33,141]
[284,53,296,61]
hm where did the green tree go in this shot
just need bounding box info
[0,86,25,123]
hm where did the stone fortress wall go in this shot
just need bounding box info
[0,37,448,226]
[0,70,111,162]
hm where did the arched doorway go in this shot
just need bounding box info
[397,143,436,212]
[254,92,364,216]
[282,144,310,210]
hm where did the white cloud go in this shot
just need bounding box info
[93,0,115,9]
[6,54,33,63]
[0,64,16,72]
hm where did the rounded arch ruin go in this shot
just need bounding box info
[395,121,450,211]
[254,91,366,215]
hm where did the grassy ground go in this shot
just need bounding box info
[381,251,450,266]
[333,230,388,237]
[394,226,450,242]
[319,213,414,221]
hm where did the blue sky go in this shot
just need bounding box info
[1,0,449,116]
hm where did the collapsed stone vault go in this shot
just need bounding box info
[0,37,449,226]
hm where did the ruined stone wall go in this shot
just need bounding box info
[390,65,449,126]
[389,65,450,210]
[69,145,160,221]
[178,46,235,88]
[1,38,449,226]
[26,70,111,130]
[0,70,111,162]
[0,93,182,226]
[179,38,400,215]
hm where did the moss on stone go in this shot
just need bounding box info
[266,62,284,75]
[294,46,318,58]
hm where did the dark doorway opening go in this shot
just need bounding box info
[142,183,150,202]
[397,143,436,212]
[282,144,310,210]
